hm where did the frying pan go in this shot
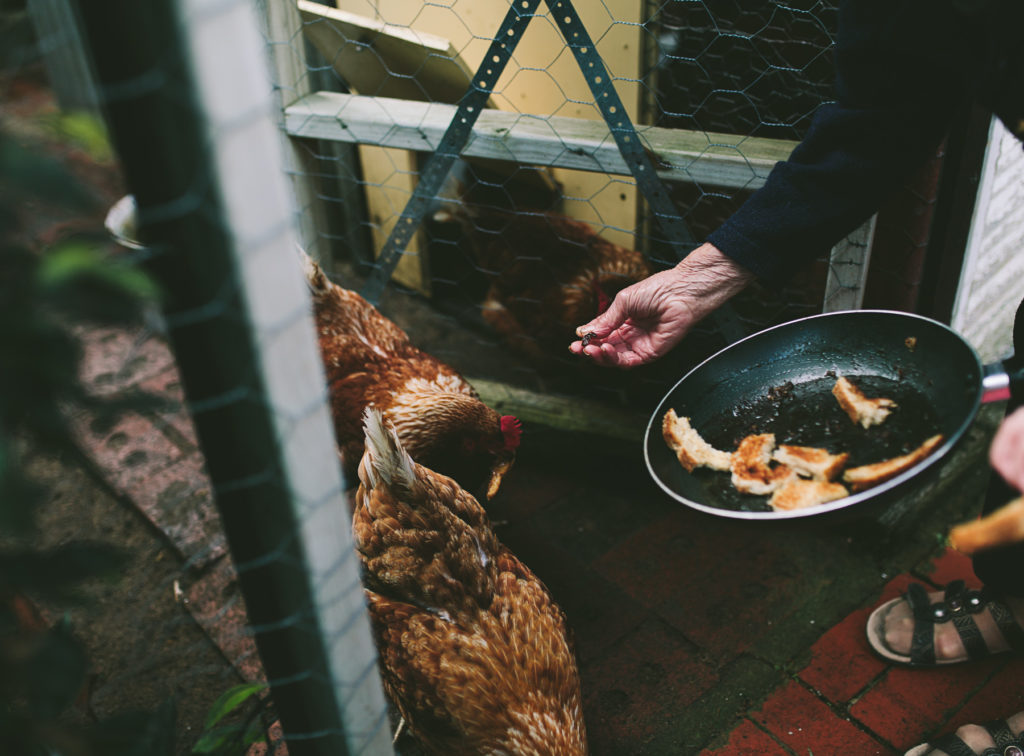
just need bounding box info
[644,310,1024,522]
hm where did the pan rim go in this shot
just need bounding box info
[643,309,985,521]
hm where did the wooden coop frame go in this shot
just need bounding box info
[258,0,876,439]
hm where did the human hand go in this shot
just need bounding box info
[568,242,753,368]
[990,405,1024,492]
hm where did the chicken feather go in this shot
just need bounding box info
[354,409,589,755]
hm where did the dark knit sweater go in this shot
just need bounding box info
[706,0,1024,286]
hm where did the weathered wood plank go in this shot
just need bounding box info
[470,378,648,443]
[822,216,877,312]
[256,0,326,255]
[285,90,797,190]
[298,0,484,106]
[357,144,430,294]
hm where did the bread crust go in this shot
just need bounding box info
[772,444,850,482]
[842,434,944,492]
[833,376,897,428]
[770,478,849,511]
[949,497,1024,555]
[661,409,732,473]
[731,433,794,495]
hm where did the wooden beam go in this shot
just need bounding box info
[470,378,648,443]
[297,0,557,295]
[822,216,876,312]
[256,0,327,256]
[285,90,797,190]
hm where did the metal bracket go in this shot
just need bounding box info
[361,0,744,342]
[360,0,540,304]
[549,0,697,255]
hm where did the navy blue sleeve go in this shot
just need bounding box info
[706,1,970,286]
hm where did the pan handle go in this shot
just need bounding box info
[982,355,1024,404]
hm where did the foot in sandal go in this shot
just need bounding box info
[866,580,1024,667]
[904,711,1024,755]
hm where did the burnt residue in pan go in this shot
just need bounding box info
[689,374,943,513]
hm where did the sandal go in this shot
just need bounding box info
[904,718,1024,755]
[866,580,1024,667]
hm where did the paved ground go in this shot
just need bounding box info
[69,314,1024,756]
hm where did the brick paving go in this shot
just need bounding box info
[65,313,1024,755]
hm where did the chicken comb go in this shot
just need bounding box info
[500,415,522,451]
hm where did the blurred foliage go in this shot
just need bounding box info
[191,683,270,756]
[37,111,114,162]
[0,113,178,753]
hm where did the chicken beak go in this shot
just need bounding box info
[486,457,515,499]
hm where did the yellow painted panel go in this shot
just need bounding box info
[358,144,429,294]
[333,0,646,248]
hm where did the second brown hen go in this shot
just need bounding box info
[353,409,589,755]
[300,248,520,500]
[435,200,655,363]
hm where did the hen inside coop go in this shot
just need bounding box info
[286,0,845,436]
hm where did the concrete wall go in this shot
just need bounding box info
[952,117,1024,363]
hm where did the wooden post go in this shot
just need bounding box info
[75,0,395,751]
[255,0,330,261]
[822,217,877,312]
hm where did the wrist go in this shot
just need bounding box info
[670,242,754,303]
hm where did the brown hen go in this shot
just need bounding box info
[435,200,655,363]
[300,249,521,500]
[353,409,589,755]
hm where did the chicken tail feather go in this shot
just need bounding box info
[296,244,331,296]
[360,408,417,493]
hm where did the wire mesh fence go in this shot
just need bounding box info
[6,0,392,752]
[9,1,1014,755]
[273,0,879,419]
[2,1,855,754]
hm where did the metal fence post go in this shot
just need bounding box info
[70,1,394,753]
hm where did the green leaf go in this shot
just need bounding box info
[36,243,159,300]
[41,111,113,162]
[191,725,239,754]
[192,683,269,755]
[190,720,267,755]
[203,682,267,730]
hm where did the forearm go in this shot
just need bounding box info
[670,243,755,319]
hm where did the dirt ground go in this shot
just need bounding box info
[24,442,244,754]
[4,65,247,753]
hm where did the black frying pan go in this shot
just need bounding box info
[644,310,1022,521]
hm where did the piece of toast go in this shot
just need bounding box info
[772,444,850,482]
[833,376,897,428]
[949,497,1024,555]
[842,434,945,493]
[662,409,732,473]
[769,478,849,511]
[731,433,794,495]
